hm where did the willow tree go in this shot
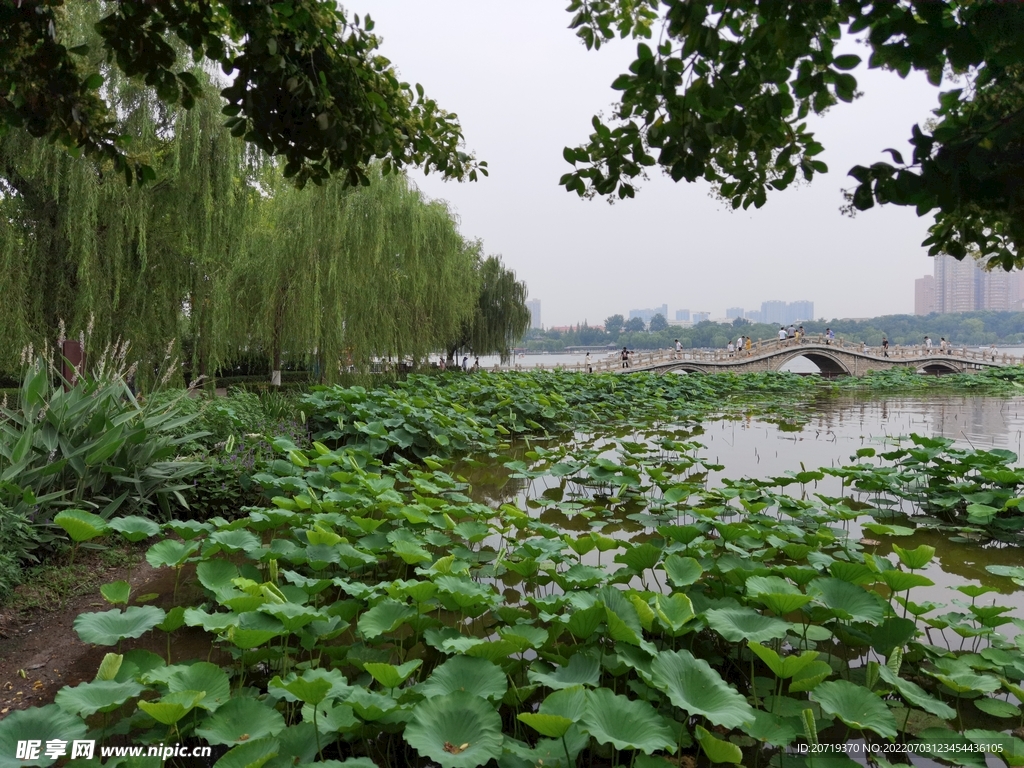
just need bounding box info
[0,7,259,384]
[226,168,479,380]
[445,253,531,364]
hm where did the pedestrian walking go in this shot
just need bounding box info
[621,346,630,369]
[778,326,787,341]
[585,352,592,373]
[882,338,890,358]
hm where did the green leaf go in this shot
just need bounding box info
[807,578,884,624]
[704,607,789,643]
[655,593,696,633]
[420,656,507,701]
[404,691,503,768]
[74,606,166,645]
[580,688,676,754]
[748,643,819,679]
[107,515,161,542]
[876,665,955,720]
[54,509,108,542]
[100,580,131,605]
[0,705,87,767]
[139,690,206,725]
[269,675,331,706]
[662,554,702,586]
[973,697,1019,719]
[788,661,833,693]
[892,544,935,569]
[196,697,286,745]
[528,653,600,690]
[213,737,280,768]
[168,662,232,711]
[810,680,897,738]
[146,539,199,568]
[517,713,574,738]
[364,660,422,689]
[357,599,416,639]
[95,652,123,681]
[650,648,754,729]
[55,679,143,717]
[695,724,742,764]
[833,54,861,70]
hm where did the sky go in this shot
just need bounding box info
[359,1,943,327]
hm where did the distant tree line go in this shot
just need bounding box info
[522,311,1024,352]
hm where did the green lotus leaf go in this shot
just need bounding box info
[184,607,240,632]
[828,562,876,585]
[260,602,322,631]
[528,653,600,690]
[892,543,935,570]
[650,648,754,729]
[655,593,696,634]
[540,685,588,721]
[420,656,507,701]
[404,691,503,768]
[139,690,206,725]
[788,661,834,693]
[881,571,934,592]
[927,669,1001,695]
[157,605,186,633]
[74,606,166,645]
[212,736,279,768]
[364,660,422,689]
[915,728,988,768]
[168,662,231,711]
[146,539,200,568]
[807,578,884,624]
[810,680,897,738]
[745,710,800,748]
[196,697,286,745]
[499,624,548,650]
[54,679,143,717]
[746,576,812,615]
[966,503,999,525]
[344,688,398,721]
[301,701,360,734]
[99,580,131,606]
[226,611,284,649]
[748,643,819,680]
[0,705,87,768]
[209,528,261,553]
[95,652,123,681]
[580,688,676,754]
[870,617,918,657]
[567,603,606,640]
[357,599,416,640]
[107,515,161,542]
[964,729,1024,763]
[517,713,574,739]
[614,542,662,573]
[165,519,213,540]
[662,555,702,587]
[695,724,742,764]
[196,559,240,594]
[876,665,955,720]
[269,675,332,706]
[973,697,1020,719]
[704,607,789,643]
[54,509,108,542]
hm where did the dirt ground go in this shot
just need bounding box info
[0,555,194,718]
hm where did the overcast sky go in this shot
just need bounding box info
[360,1,942,327]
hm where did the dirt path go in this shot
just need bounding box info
[0,559,164,718]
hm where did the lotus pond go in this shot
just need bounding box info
[7,370,1024,768]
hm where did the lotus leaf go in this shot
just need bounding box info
[404,691,503,768]
[580,688,676,754]
[695,725,742,764]
[528,653,600,690]
[662,555,702,587]
[358,599,416,639]
[54,679,143,717]
[107,515,161,542]
[704,607,789,643]
[0,705,87,768]
[196,697,286,745]
[74,606,166,645]
[213,736,280,768]
[54,509,108,542]
[100,580,131,606]
[420,656,507,701]
[168,662,231,711]
[364,660,422,689]
[748,643,819,680]
[139,690,206,725]
[146,539,199,568]
[810,680,897,738]
[301,701,359,734]
[650,649,754,729]
[807,578,884,624]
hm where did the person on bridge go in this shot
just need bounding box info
[674,339,682,358]
[882,338,890,358]
[924,336,932,349]
[990,344,998,361]
[727,341,735,355]
[745,336,752,352]
[940,338,947,352]
[585,353,592,373]
[778,327,787,342]
[825,328,834,345]
[621,347,630,369]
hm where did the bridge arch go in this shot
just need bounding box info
[917,360,962,375]
[660,363,710,375]
[771,350,851,377]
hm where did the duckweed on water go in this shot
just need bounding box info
[6,371,1024,768]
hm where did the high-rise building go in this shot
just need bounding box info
[692,311,711,323]
[629,304,668,324]
[725,307,744,319]
[914,275,936,315]
[925,255,1024,313]
[526,299,542,329]
[675,309,690,321]
[788,301,814,322]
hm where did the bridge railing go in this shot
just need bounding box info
[491,336,1020,372]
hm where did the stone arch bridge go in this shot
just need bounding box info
[613,338,1008,377]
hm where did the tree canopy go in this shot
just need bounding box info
[1,0,484,189]
[561,1,1024,268]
